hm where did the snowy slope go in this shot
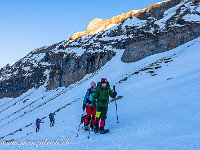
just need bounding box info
[0,37,200,149]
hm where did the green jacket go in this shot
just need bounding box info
[92,84,115,108]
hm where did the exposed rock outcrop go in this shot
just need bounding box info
[47,51,115,90]
[122,23,200,62]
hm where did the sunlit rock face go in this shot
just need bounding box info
[71,10,139,40]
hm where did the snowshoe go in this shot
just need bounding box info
[94,125,99,133]
[81,115,86,124]
[90,126,94,132]
[99,127,109,134]
[84,125,90,131]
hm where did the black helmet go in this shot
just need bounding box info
[101,78,107,83]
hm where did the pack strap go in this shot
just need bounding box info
[86,88,94,104]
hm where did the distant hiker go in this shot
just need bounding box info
[83,81,97,130]
[92,78,117,134]
[49,113,55,127]
[36,118,44,132]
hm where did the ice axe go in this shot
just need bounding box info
[113,86,119,123]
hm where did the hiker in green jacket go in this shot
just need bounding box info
[92,78,117,134]
[49,113,55,127]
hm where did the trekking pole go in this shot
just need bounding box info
[43,120,44,130]
[113,86,119,123]
[88,130,90,139]
[87,114,94,139]
[87,120,91,139]
[76,111,84,137]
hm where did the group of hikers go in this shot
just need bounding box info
[35,113,55,132]
[83,78,117,134]
[35,77,117,135]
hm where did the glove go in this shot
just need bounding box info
[92,102,96,107]
[113,91,117,98]
[83,104,86,111]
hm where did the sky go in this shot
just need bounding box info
[0,0,164,68]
